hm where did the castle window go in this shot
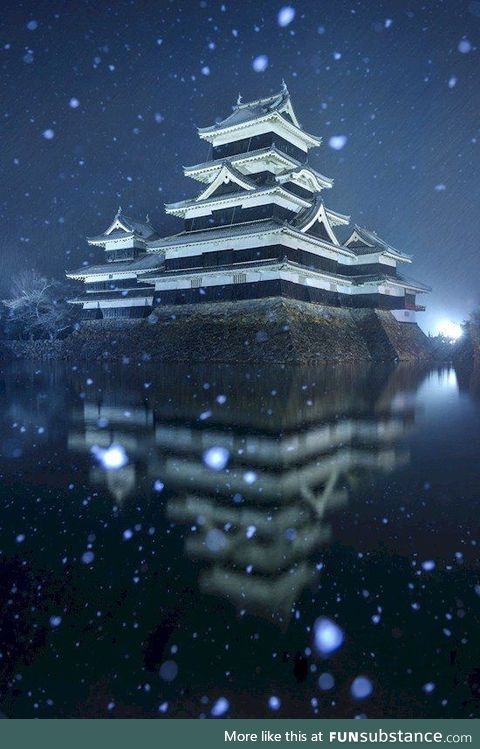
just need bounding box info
[233,273,246,284]
[191,277,203,288]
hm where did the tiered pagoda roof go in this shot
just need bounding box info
[184,146,333,187]
[67,84,430,320]
[197,83,322,148]
[67,252,164,280]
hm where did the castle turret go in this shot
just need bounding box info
[66,208,163,319]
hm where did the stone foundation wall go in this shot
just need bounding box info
[1,298,433,364]
[360,309,433,361]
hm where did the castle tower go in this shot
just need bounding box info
[145,85,429,312]
[67,86,429,319]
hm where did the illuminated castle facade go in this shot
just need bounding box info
[67,84,429,321]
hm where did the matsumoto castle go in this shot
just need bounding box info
[67,84,429,321]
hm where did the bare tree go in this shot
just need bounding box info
[2,269,76,340]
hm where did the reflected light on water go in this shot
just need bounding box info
[417,367,459,404]
[1,361,480,719]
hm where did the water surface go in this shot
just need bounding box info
[0,360,479,718]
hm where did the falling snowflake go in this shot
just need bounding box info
[313,617,345,656]
[278,6,296,27]
[203,446,229,470]
[458,39,472,53]
[252,55,269,72]
[318,672,335,690]
[205,529,227,552]
[268,696,281,710]
[328,135,347,150]
[159,660,178,682]
[91,444,128,470]
[351,676,373,699]
[211,697,230,717]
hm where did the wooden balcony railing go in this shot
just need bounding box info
[405,303,426,312]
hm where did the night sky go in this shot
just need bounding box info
[1,0,479,333]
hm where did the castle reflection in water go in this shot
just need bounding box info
[67,363,426,625]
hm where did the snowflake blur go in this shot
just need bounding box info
[91,443,128,470]
[313,617,345,656]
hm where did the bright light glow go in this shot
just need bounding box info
[91,443,128,470]
[438,320,463,340]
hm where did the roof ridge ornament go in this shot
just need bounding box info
[236,92,242,106]
[115,205,122,218]
[281,78,289,94]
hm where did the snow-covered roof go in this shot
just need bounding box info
[277,166,333,191]
[70,288,155,302]
[197,84,322,146]
[191,162,258,203]
[149,219,285,249]
[165,182,310,215]
[198,86,292,132]
[66,253,165,279]
[351,272,430,293]
[183,145,304,178]
[87,208,159,244]
[291,195,349,236]
[344,225,411,260]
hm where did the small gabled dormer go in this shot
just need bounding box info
[344,225,412,264]
[344,228,375,251]
[87,207,158,262]
[292,196,349,244]
[194,163,257,201]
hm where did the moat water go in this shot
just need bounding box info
[0,359,479,718]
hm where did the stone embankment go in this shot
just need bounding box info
[1,298,433,364]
